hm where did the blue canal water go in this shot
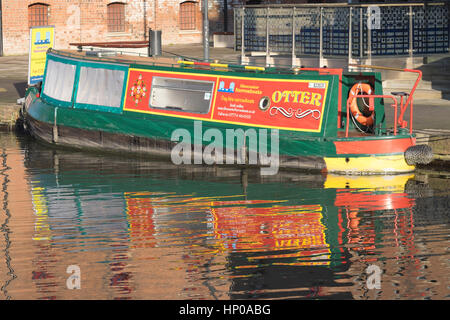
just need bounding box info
[0,130,448,300]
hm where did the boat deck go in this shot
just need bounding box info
[337,131,373,138]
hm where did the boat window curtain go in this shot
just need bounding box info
[43,59,76,102]
[76,67,125,108]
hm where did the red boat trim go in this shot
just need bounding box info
[334,137,415,155]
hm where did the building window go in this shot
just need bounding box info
[180,2,196,31]
[29,3,49,28]
[107,2,126,33]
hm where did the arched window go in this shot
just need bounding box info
[180,2,196,31]
[107,2,126,32]
[28,3,50,28]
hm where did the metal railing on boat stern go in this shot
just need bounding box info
[345,65,422,137]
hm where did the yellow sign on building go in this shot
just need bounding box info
[28,26,55,85]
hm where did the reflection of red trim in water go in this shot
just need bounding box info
[335,186,418,263]
[337,209,347,259]
[31,243,58,299]
[124,195,333,265]
[125,195,157,248]
[394,208,421,267]
[109,247,133,299]
[344,208,376,254]
[335,189,415,211]
[211,203,331,265]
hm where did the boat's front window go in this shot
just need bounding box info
[149,77,214,114]
[42,59,76,102]
[76,66,125,109]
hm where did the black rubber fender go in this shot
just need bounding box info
[404,144,433,165]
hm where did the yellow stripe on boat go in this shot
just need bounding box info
[324,154,415,174]
[177,60,194,65]
[210,63,229,68]
[245,66,265,71]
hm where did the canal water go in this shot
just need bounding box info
[0,130,448,300]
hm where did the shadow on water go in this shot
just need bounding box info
[13,82,27,99]
[0,131,448,300]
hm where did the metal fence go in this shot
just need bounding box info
[234,3,450,60]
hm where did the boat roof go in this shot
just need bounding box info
[50,49,180,68]
[48,49,325,76]
[49,49,383,78]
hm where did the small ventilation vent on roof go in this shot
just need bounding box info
[85,50,118,57]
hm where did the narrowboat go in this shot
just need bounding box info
[21,48,433,174]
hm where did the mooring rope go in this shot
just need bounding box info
[413,129,450,142]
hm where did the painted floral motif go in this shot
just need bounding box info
[130,74,147,105]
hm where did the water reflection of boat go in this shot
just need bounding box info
[18,140,424,298]
[325,174,416,255]
[326,174,416,211]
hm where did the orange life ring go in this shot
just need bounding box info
[349,83,374,127]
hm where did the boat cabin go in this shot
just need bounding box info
[36,49,392,139]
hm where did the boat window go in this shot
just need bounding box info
[76,66,125,109]
[42,59,76,102]
[149,77,214,114]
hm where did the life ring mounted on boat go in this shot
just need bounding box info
[348,83,375,130]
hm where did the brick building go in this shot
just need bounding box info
[0,0,238,56]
